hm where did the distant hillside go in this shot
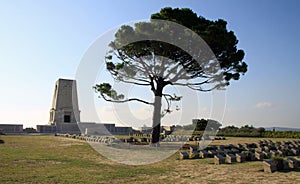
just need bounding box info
[265,127,300,132]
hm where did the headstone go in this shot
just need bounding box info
[287,157,299,169]
[211,145,218,150]
[286,148,293,156]
[255,147,264,152]
[237,143,244,150]
[291,148,299,156]
[190,146,198,153]
[228,144,235,149]
[277,150,285,157]
[255,152,264,161]
[264,146,270,152]
[242,151,255,161]
[249,151,256,161]
[289,144,295,148]
[270,150,278,158]
[250,143,258,148]
[224,149,231,154]
[189,151,199,159]
[219,145,225,150]
[231,148,239,154]
[226,154,236,164]
[245,147,254,152]
[236,153,245,163]
[262,151,271,159]
[216,149,225,156]
[214,155,225,165]
[263,160,277,173]
[199,150,208,158]
[208,150,217,157]
[179,152,189,160]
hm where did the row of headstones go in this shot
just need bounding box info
[161,135,190,142]
[57,133,193,144]
[161,135,225,142]
[56,133,119,144]
[57,133,226,143]
[252,140,300,159]
[179,139,300,163]
[56,133,151,144]
[255,139,300,151]
[129,133,151,137]
[180,151,247,164]
[263,157,299,173]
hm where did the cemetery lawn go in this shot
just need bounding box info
[1,135,300,184]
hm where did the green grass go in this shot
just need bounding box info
[1,135,299,184]
[0,135,171,184]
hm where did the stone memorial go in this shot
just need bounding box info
[208,150,217,157]
[214,155,225,165]
[291,148,299,156]
[255,152,264,161]
[189,151,199,159]
[226,154,236,164]
[287,157,299,169]
[262,151,271,159]
[270,150,278,158]
[236,153,245,163]
[199,150,208,158]
[263,160,277,173]
[179,152,189,160]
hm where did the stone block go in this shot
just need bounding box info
[263,160,277,173]
[270,150,278,158]
[214,155,225,165]
[226,154,236,164]
[190,146,198,153]
[216,149,225,156]
[218,145,225,150]
[189,151,199,159]
[179,152,189,160]
[287,157,299,169]
[224,149,231,154]
[291,148,299,156]
[262,151,271,159]
[199,150,208,158]
[236,153,245,163]
[255,152,264,161]
[208,150,217,157]
[231,148,239,154]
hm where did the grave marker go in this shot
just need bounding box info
[226,154,236,164]
[214,155,225,165]
[263,160,277,173]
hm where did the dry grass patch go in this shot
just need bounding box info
[0,135,299,184]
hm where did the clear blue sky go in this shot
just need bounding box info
[0,0,299,128]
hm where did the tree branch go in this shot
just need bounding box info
[172,79,210,86]
[116,79,151,86]
[99,92,154,105]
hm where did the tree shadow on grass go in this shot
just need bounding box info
[277,168,300,173]
[259,168,300,173]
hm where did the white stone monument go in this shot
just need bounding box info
[49,78,80,133]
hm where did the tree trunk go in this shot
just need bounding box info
[151,95,162,144]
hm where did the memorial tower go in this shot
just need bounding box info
[49,78,80,133]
